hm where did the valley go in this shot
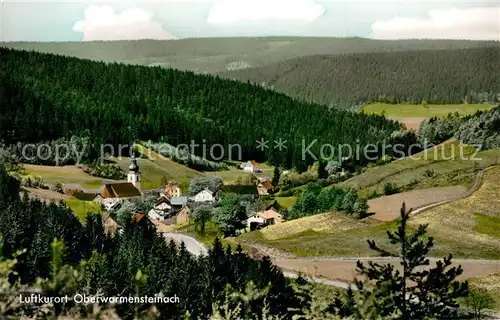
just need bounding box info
[0,37,499,318]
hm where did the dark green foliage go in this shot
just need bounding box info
[188,176,224,195]
[6,136,97,166]
[332,203,469,319]
[317,160,328,179]
[464,287,495,319]
[191,204,213,236]
[383,183,401,196]
[80,163,126,180]
[418,113,465,147]
[224,47,500,107]
[0,48,400,169]
[288,183,367,220]
[456,107,500,150]
[0,164,304,319]
[212,193,248,237]
[272,166,281,188]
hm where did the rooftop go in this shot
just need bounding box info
[104,182,142,198]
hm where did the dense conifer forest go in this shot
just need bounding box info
[0,48,402,169]
[222,47,500,107]
[0,167,306,319]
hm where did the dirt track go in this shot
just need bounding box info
[274,258,500,283]
[368,186,467,221]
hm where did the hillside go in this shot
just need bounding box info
[241,166,500,259]
[222,47,500,107]
[338,140,500,197]
[2,37,497,74]
[0,48,401,169]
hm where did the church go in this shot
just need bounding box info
[94,156,143,211]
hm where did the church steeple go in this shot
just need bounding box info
[127,155,141,191]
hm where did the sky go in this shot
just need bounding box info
[0,0,498,42]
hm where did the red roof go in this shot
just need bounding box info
[250,161,260,167]
[260,181,274,190]
[131,213,146,223]
[103,183,141,198]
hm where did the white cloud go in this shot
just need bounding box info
[370,6,500,40]
[73,5,175,41]
[206,0,326,24]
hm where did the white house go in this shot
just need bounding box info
[247,209,283,230]
[240,161,261,173]
[194,189,215,203]
[147,197,172,221]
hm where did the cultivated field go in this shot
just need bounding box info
[22,187,102,221]
[259,212,377,241]
[242,166,500,259]
[20,165,105,189]
[361,103,494,131]
[362,103,493,118]
[368,186,467,221]
[112,156,201,191]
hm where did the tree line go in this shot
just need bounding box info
[418,106,500,150]
[287,183,368,220]
[0,48,401,171]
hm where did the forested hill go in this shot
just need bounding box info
[0,48,401,170]
[2,38,498,73]
[221,47,500,108]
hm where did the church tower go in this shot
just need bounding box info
[127,155,141,191]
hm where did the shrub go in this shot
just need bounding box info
[383,183,400,195]
[79,163,125,180]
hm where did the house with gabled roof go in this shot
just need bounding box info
[194,188,215,203]
[257,180,274,196]
[162,181,181,199]
[246,208,283,230]
[101,182,142,210]
[171,196,190,210]
[147,196,173,221]
[240,161,262,173]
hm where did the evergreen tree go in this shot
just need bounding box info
[271,166,281,188]
[333,202,468,319]
[318,160,328,179]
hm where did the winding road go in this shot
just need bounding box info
[162,232,208,256]
[160,167,500,286]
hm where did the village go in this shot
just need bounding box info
[93,157,284,236]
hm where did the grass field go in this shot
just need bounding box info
[241,166,500,259]
[338,140,500,197]
[361,103,494,130]
[205,162,275,184]
[64,197,102,221]
[19,165,105,189]
[112,156,201,191]
[361,103,494,118]
[468,274,500,311]
[22,187,102,222]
